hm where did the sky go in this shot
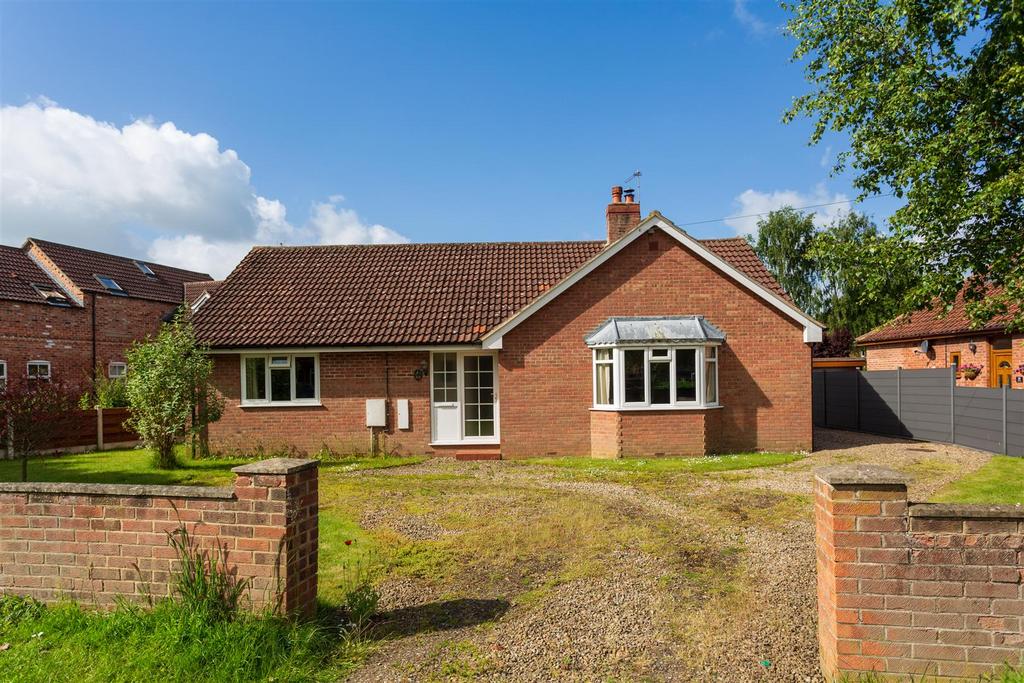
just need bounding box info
[0,0,903,279]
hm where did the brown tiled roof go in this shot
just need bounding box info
[29,238,212,304]
[193,236,793,348]
[701,237,792,301]
[184,280,223,306]
[0,245,63,304]
[857,285,1018,345]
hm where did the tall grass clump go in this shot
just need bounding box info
[165,524,250,619]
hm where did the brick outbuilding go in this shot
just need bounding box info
[193,188,824,459]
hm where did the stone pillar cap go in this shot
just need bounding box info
[815,464,911,486]
[231,458,319,476]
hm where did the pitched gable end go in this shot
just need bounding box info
[480,214,824,349]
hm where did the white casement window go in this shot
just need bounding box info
[27,360,51,381]
[0,360,6,387]
[592,346,720,410]
[108,362,127,379]
[593,348,614,405]
[240,353,319,406]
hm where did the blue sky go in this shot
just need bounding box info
[0,0,902,277]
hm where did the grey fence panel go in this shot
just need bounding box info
[811,367,1023,457]
[824,370,859,431]
[858,371,903,436]
[955,388,1005,454]
[812,371,826,427]
[900,370,953,442]
[1008,391,1024,456]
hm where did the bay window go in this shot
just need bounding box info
[241,353,319,406]
[585,316,725,410]
[591,346,720,409]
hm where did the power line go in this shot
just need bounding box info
[676,191,897,228]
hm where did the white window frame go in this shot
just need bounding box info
[108,362,127,379]
[240,353,320,407]
[0,360,6,387]
[27,360,51,381]
[592,348,615,406]
[591,345,721,411]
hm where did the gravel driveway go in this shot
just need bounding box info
[342,429,990,682]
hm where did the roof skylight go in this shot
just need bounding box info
[134,260,156,277]
[94,274,126,295]
[31,283,72,307]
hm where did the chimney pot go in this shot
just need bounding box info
[605,184,641,244]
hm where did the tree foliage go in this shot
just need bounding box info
[124,321,223,469]
[746,207,820,314]
[785,0,1024,330]
[748,208,920,355]
[0,379,78,482]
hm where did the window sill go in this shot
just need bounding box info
[430,439,501,447]
[590,404,722,412]
[239,401,322,409]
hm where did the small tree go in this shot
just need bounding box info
[125,321,224,469]
[0,379,77,482]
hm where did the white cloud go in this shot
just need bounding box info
[308,197,410,245]
[0,100,408,278]
[733,0,768,35]
[725,183,851,235]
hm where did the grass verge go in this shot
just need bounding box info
[930,456,1024,505]
[0,595,358,683]
[0,447,426,487]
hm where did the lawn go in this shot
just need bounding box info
[0,446,427,486]
[931,455,1024,505]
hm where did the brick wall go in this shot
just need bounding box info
[0,293,177,388]
[815,465,1024,679]
[208,351,432,456]
[0,458,319,618]
[499,229,812,457]
[865,335,1024,389]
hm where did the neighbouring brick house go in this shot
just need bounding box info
[192,187,824,459]
[858,287,1023,390]
[0,239,212,388]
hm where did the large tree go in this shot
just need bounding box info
[746,207,820,314]
[748,208,920,354]
[811,211,921,337]
[125,321,223,469]
[784,0,1023,330]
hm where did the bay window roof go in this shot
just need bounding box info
[584,316,726,347]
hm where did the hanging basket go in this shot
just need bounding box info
[961,364,982,381]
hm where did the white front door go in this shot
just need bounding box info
[431,352,461,442]
[430,351,499,444]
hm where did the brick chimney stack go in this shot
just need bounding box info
[606,185,641,243]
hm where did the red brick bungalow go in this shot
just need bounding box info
[192,188,824,459]
[0,239,212,389]
[858,286,1023,389]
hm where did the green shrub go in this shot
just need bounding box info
[79,372,129,409]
